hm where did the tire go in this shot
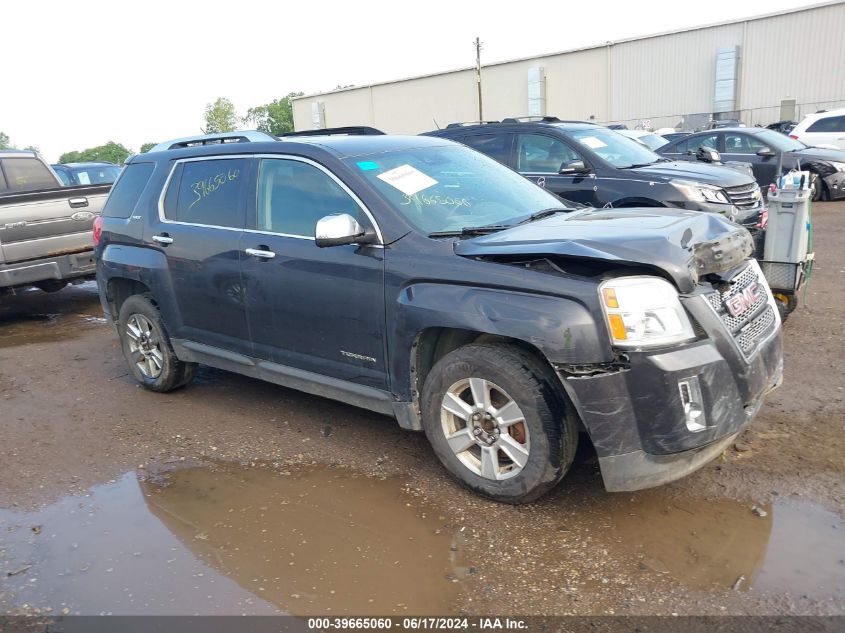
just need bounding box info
[420,343,578,504]
[811,174,826,202]
[117,294,196,392]
[774,293,798,323]
[34,280,68,293]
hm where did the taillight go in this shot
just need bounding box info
[789,134,799,139]
[93,216,103,246]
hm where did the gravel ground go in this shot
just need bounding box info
[0,202,842,617]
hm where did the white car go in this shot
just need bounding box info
[616,129,669,151]
[790,108,845,150]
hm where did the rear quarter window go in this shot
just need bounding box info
[102,162,155,218]
[806,115,845,133]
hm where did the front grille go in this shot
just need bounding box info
[735,307,776,354]
[724,183,763,211]
[705,263,777,358]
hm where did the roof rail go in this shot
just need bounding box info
[501,116,563,124]
[148,130,278,153]
[279,126,385,137]
[444,121,500,128]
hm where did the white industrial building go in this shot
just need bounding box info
[292,1,845,133]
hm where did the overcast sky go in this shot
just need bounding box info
[0,0,827,161]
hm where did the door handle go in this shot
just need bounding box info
[245,247,276,259]
[68,197,89,208]
[152,233,174,245]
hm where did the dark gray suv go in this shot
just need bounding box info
[94,130,783,503]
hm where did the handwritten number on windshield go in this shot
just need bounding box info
[401,193,470,208]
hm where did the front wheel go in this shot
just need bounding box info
[117,294,196,392]
[811,173,825,201]
[420,344,577,504]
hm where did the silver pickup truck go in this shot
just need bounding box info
[0,150,111,294]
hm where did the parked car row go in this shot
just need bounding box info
[424,118,765,227]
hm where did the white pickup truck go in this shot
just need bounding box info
[0,150,111,294]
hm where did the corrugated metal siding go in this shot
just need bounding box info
[609,23,744,122]
[293,2,845,132]
[741,3,845,109]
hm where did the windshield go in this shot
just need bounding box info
[753,128,806,152]
[566,127,661,168]
[346,144,571,235]
[68,165,121,185]
[635,132,669,150]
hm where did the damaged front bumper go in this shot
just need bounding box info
[559,263,784,492]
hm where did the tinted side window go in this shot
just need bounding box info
[102,162,155,218]
[806,115,845,133]
[256,159,359,237]
[724,133,766,154]
[516,134,581,173]
[1,158,58,192]
[167,158,247,229]
[673,134,718,153]
[460,134,510,165]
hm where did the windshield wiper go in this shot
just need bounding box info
[624,161,661,168]
[516,207,570,225]
[428,225,511,238]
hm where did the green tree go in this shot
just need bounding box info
[58,141,131,164]
[0,131,10,149]
[139,142,157,153]
[203,97,239,133]
[242,92,304,136]
[23,145,40,154]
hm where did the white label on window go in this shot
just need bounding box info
[377,164,438,196]
[579,136,607,149]
[76,172,91,185]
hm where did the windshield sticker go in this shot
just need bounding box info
[579,136,607,149]
[357,161,380,171]
[77,172,91,185]
[401,193,471,208]
[377,164,438,196]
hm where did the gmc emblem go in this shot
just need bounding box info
[726,282,761,317]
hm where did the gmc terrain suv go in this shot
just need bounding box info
[95,130,783,503]
[424,118,765,227]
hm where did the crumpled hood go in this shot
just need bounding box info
[631,161,755,187]
[454,208,753,293]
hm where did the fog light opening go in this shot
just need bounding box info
[679,377,707,432]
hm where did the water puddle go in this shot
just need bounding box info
[603,491,845,597]
[0,283,106,348]
[0,464,467,615]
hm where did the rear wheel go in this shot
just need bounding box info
[118,294,196,392]
[420,344,577,504]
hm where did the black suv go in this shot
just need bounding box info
[95,129,783,503]
[424,118,764,226]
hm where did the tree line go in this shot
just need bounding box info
[0,91,303,165]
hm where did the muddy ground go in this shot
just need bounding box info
[0,203,843,617]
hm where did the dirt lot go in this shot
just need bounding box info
[1,203,843,617]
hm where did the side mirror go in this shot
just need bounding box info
[696,147,721,163]
[756,147,775,157]
[315,213,374,248]
[559,160,589,174]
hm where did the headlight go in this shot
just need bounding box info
[671,179,730,204]
[599,277,696,348]
[830,161,845,173]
